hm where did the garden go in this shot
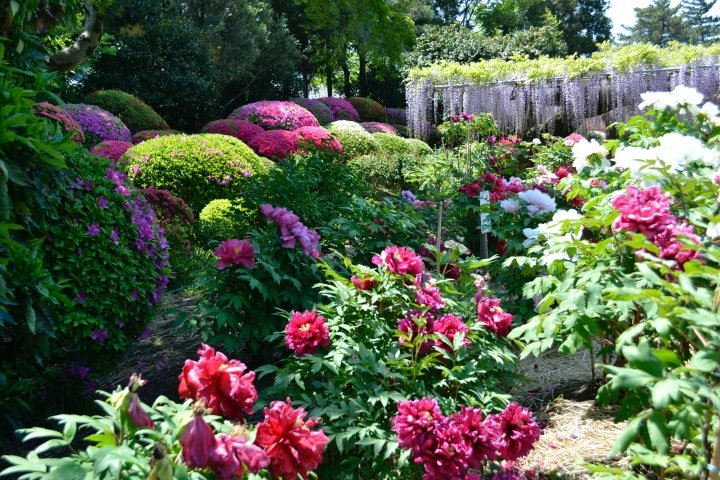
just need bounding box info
[2,1,720,479]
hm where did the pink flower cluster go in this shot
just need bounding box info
[564,132,585,147]
[459,174,526,202]
[317,98,360,122]
[291,98,334,125]
[361,122,398,135]
[202,119,264,144]
[372,246,425,276]
[32,102,86,144]
[398,310,470,354]
[477,295,514,337]
[295,126,343,155]
[248,130,299,161]
[229,100,320,131]
[612,186,700,268]
[90,140,133,165]
[450,112,474,123]
[261,204,321,258]
[214,239,255,269]
[285,310,331,356]
[392,399,540,479]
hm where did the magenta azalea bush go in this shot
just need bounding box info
[291,98,334,125]
[132,129,180,144]
[247,129,299,161]
[201,119,264,144]
[32,102,85,144]
[317,97,360,122]
[294,126,343,156]
[361,121,398,135]
[90,140,133,165]
[64,103,133,147]
[229,100,319,131]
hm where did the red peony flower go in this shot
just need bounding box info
[180,414,216,468]
[477,296,514,336]
[214,238,255,269]
[414,274,444,311]
[127,393,154,429]
[555,166,573,179]
[255,398,329,480]
[351,275,376,290]
[459,180,483,198]
[398,310,434,355]
[392,397,444,451]
[210,433,269,480]
[486,403,541,461]
[432,313,470,351]
[497,240,508,256]
[450,406,497,466]
[285,310,331,356]
[178,344,258,420]
[372,246,425,276]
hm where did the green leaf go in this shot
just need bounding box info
[47,460,87,480]
[651,378,680,409]
[612,417,642,454]
[646,413,670,453]
[690,351,720,372]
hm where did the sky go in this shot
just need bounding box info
[607,0,718,38]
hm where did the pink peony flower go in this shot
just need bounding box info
[450,406,497,466]
[564,133,585,147]
[486,403,541,461]
[653,222,700,267]
[392,398,444,451]
[432,313,470,351]
[372,246,425,276]
[612,185,675,241]
[477,296,514,336]
[210,433,269,480]
[285,310,331,356]
[178,344,258,420]
[415,274,444,311]
[255,398,329,480]
[261,204,321,258]
[214,239,255,269]
[127,393,154,429]
[180,414,216,468]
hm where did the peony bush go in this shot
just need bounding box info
[229,100,319,130]
[84,89,170,132]
[201,118,264,144]
[64,103,133,147]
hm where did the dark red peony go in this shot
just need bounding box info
[285,310,331,356]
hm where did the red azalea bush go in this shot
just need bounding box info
[32,101,85,143]
[247,129,300,161]
[229,100,320,131]
[348,97,388,122]
[201,118,264,144]
[132,129,180,144]
[294,126,344,156]
[361,121,398,135]
[317,97,360,122]
[90,140,133,165]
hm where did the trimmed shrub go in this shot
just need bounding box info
[201,119,263,144]
[372,132,414,156]
[392,124,410,137]
[317,97,359,122]
[386,107,407,125]
[361,122,398,135]
[327,121,379,159]
[90,140,133,165]
[45,151,169,349]
[405,138,433,156]
[247,129,299,161]
[32,102,85,144]
[132,129,180,144]
[84,90,170,133]
[295,126,343,156]
[349,154,402,192]
[64,104,132,147]
[291,98,334,125]
[197,198,255,244]
[348,97,388,122]
[120,134,274,212]
[229,100,319,130]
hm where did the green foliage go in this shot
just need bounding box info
[619,0,689,46]
[349,154,404,192]
[84,89,170,132]
[348,97,388,122]
[327,121,380,158]
[120,133,274,213]
[197,198,255,244]
[372,132,414,156]
[404,138,433,156]
[437,113,500,148]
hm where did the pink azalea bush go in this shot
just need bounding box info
[90,140,133,165]
[247,129,299,161]
[32,102,85,143]
[317,97,360,122]
[291,98,334,125]
[229,100,320,130]
[360,121,398,135]
[294,126,343,155]
[201,118,264,144]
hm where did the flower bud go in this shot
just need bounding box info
[128,393,154,429]
[180,414,216,468]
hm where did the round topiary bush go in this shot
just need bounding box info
[247,129,299,161]
[120,134,274,212]
[32,102,85,144]
[228,100,319,130]
[317,97,359,122]
[90,140,133,165]
[405,138,433,156]
[327,121,379,159]
[290,98,334,125]
[372,132,415,156]
[133,130,181,144]
[64,103,132,147]
[44,151,169,350]
[295,126,343,156]
[349,154,402,192]
[386,107,407,125]
[84,90,170,133]
[197,198,255,244]
[361,122,398,135]
[201,119,264,144]
[348,97,388,122]
[393,124,410,137]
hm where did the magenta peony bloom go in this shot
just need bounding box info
[432,313,470,351]
[414,274,444,311]
[417,416,473,480]
[285,310,331,356]
[486,403,541,461]
[181,414,216,468]
[372,246,424,276]
[90,140,133,165]
[398,310,434,354]
[261,204,321,257]
[202,119,264,144]
[229,100,319,130]
[127,393,155,429]
[247,129,299,161]
[612,185,675,241]
[178,344,258,420]
[210,433,269,480]
[214,238,255,269]
[450,406,497,466]
[255,398,329,480]
[653,222,700,267]
[392,398,444,451]
[317,98,359,122]
[476,296,514,336]
[294,126,343,155]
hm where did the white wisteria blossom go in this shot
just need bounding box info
[638,85,704,113]
[572,139,609,171]
[518,189,557,216]
[499,198,520,213]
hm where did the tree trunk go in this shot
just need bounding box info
[302,59,310,98]
[358,52,368,97]
[325,65,333,97]
[47,2,104,72]
[342,62,351,98]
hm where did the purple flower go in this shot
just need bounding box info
[97,197,108,209]
[74,291,87,304]
[91,328,109,343]
[87,224,101,237]
[401,190,417,203]
[130,289,139,300]
[67,364,91,380]
[109,229,120,245]
[138,327,152,340]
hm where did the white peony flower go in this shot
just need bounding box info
[572,139,609,171]
[518,189,557,216]
[522,228,539,248]
[532,138,542,145]
[638,85,704,112]
[656,132,720,170]
[499,198,520,213]
[612,146,660,175]
[707,223,720,239]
